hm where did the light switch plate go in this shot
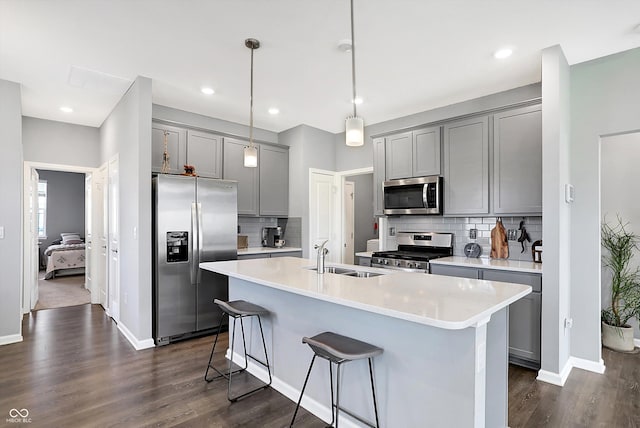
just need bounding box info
[0,226,4,239]
[469,228,477,239]
[565,184,574,203]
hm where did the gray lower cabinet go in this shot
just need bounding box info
[443,116,489,215]
[270,251,302,258]
[481,269,541,367]
[385,126,441,180]
[223,138,259,216]
[259,145,289,217]
[152,123,186,175]
[429,264,541,368]
[238,251,301,260]
[186,130,222,179]
[493,104,542,214]
[373,137,386,216]
[429,264,480,279]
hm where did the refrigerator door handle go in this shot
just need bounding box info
[191,202,198,285]
[197,202,203,283]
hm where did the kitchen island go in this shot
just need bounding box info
[200,257,530,428]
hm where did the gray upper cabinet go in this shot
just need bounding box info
[152,123,186,175]
[385,132,413,180]
[385,126,441,180]
[186,130,222,179]
[259,145,289,217]
[223,138,259,216]
[493,105,542,214]
[373,137,386,216]
[413,126,441,177]
[443,116,489,215]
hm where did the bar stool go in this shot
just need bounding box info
[290,332,383,428]
[204,299,272,402]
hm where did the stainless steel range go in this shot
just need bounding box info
[371,232,453,272]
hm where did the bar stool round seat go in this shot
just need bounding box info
[290,332,383,428]
[204,299,272,402]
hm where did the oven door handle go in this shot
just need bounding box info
[371,264,428,273]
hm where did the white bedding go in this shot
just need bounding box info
[44,243,86,279]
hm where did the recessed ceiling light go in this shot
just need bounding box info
[494,48,513,59]
[352,97,363,105]
[60,106,73,113]
[268,107,280,115]
[201,87,215,95]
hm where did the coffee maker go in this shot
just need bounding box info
[262,227,285,248]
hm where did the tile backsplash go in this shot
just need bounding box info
[386,216,542,261]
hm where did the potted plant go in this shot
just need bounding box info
[601,217,640,352]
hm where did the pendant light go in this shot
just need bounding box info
[345,0,364,147]
[244,38,260,167]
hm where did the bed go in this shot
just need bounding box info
[43,233,86,279]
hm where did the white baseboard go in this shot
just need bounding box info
[117,322,155,350]
[0,334,23,346]
[570,356,606,374]
[227,350,361,428]
[635,338,640,348]
[536,358,572,386]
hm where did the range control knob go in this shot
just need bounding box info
[383,259,389,265]
[395,260,401,266]
[406,262,414,269]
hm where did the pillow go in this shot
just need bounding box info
[62,234,82,245]
[61,232,79,237]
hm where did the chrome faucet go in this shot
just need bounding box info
[314,240,329,273]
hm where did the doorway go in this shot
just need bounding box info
[341,170,376,264]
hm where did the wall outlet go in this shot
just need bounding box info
[564,318,573,329]
[0,226,4,239]
[389,227,396,237]
[507,229,518,240]
[469,228,477,239]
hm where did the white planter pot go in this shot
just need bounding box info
[602,321,635,352]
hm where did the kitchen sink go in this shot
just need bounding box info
[306,265,387,277]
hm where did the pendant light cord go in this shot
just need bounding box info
[350,0,357,118]
[249,45,255,147]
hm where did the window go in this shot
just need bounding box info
[37,180,47,239]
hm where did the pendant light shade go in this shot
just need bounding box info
[243,145,258,167]
[345,0,364,147]
[345,116,364,146]
[244,38,260,168]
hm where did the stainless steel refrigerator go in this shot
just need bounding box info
[152,174,237,345]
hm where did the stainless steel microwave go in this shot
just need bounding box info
[383,176,442,215]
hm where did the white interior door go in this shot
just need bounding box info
[95,164,107,307]
[342,181,355,264]
[107,157,120,322]
[309,170,338,262]
[85,174,93,295]
[29,168,39,309]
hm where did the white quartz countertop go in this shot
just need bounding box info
[429,256,543,274]
[237,247,302,256]
[200,257,531,330]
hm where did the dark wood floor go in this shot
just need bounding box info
[1,305,639,427]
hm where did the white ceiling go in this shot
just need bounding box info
[1,0,640,134]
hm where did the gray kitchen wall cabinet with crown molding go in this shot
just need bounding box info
[385,126,441,180]
[223,138,260,216]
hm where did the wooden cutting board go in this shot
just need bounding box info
[490,220,509,259]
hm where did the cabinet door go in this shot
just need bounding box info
[481,269,541,292]
[443,116,489,215]
[493,105,542,214]
[152,123,186,174]
[259,145,289,217]
[186,130,222,178]
[373,137,386,216]
[223,138,259,216]
[413,126,441,177]
[429,264,480,278]
[385,132,413,180]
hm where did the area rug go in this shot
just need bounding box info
[34,273,91,310]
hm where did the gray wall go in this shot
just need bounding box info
[279,125,336,257]
[600,132,640,338]
[36,170,86,250]
[152,104,278,144]
[99,76,153,343]
[0,79,23,343]
[541,45,572,375]
[23,117,100,167]
[570,47,640,363]
[346,173,376,253]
